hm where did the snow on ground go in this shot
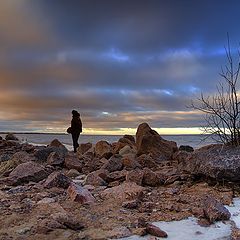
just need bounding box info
[120,198,240,240]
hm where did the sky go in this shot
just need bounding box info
[1,0,240,135]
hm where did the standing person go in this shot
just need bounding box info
[70,110,82,153]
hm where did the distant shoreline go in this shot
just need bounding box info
[0,132,207,136]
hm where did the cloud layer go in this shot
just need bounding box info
[1,0,240,133]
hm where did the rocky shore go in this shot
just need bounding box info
[0,123,240,239]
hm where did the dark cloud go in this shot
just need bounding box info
[0,0,240,133]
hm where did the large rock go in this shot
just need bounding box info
[106,170,128,183]
[146,223,168,238]
[126,169,144,185]
[5,133,19,141]
[95,140,112,159]
[77,142,93,157]
[34,146,67,162]
[203,196,231,223]
[136,154,158,169]
[118,135,136,147]
[100,182,144,202]
[47,152,65,166]
[178,144,240,181]
[43,172,72,189]
[85,171,107,186]
[122,154,141,170]
[9,161,48,185]
[0,151,37,177]
[101,155,123,172]
[67,183,95,204]
[136,123,177,161]
[48,139,65,148]
[64,153,82,172]
[142,167,159,187]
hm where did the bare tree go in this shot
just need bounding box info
[191,36,240,146]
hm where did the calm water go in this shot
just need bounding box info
[0,133,216,150]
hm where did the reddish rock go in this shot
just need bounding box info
[112,142,128,154]
[101,155,123,172]
[64,153,82,172]
[126,169,144,185]
[203,196,231,223]
[106,170,128,183]
[178,144,240,182]
[136,123,177,161]
[95,140,112,158]
[142,168,159,187]
[146,223,168,238]
[122,199,139,209]
[67,183,95,204]
[77,142,93,158]
[11,151,37,163]
[51,212,84,230]
[66,169,80,178]
[49,139,65,148]
[172,150,191,164]
[136,154,158,169]
[122,154,141,169]
[119,145,136,156]
[9,161,48,185]
[47,151,65,166]
[101,182,144,202]
[123,134,135,144]
[43,172,72,189]
[85,171,107,186]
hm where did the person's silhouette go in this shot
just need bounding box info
[71,110,82,152]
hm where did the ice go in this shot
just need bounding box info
[120,198,240,240]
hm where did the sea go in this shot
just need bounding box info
[0,133,216,151]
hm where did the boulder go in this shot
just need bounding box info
[112,142,128,154]
[142,168,159,187]
[85,171,107,186]
[118,135,136,147]
[106,170,128,183]
[95,140,112,159]
[67,183,95,204]
[146,223,168,238]
[47,152,65,166]
[64,153,82,172]
[179,145,194,152]
[101,182,144,202]
[178,144,240,181]
[5,133,19,141]
[43,172,72,189]
[51,212,84,230]
[0,136,2,140]
[136,154,158,169]
[119,145,136,156]
[136,123,177,161]
[34,146,67,162]
[48,139,65,148]
[0,151,37,177]
[126,169,144,185]
[66,169,80,178]
[203,196,231,223]
[9,161,48,185]
[122,154,141,169]
[77,142,93,157]
[0,153,12,163]
[101,155,123,172]
[123,134,135,144]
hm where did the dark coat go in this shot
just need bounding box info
[71,116,82,134]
